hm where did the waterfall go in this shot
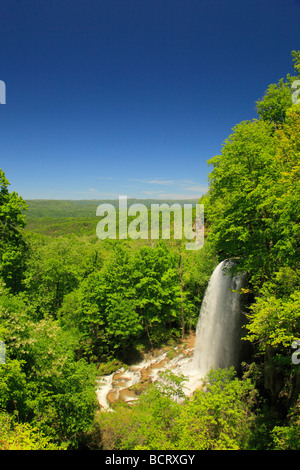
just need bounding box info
[95,259,246,407]
[191,259,245,380]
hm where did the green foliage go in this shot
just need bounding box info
[256,49,300,126]
[205,105,300,289]
[270,399,300,450]
[291,50,300,75]
[0,282,98,447]
[58,240,206,360]
[96,368,260,450]
[58,255,142,359]
[22,233,103,317]
[174,368,259,450]
[131,243,182,345]
[0,170,28,291]
[256,79,293,125]
[25,217,98,237]
[0,359,27,414]
[205,118,278,285]
[105,296,143,350]
[0,412,65,450]
[97,358,124,376]
[24,198,198,220]
[245,268,300,354]
[96,371,184,450]
[26,356,98,447]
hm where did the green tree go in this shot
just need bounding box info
[22,234,103,318]
[132,244,181,346]
[0,412,65,450]
[105,296,143,352]
[174,368,259,450]
[256,78,293,126]
[271,399,300,450]
[205,118,277,286]
[0,170,27,292]
[0,281,98,447]
[58,245,143,360]
[0,359,27,415]
[96,371,183,450]
[177,239,217,332]
[96,368,260,451]
[16,319,98,447]
[256,50,300,126]
[59,242,188,359]
[245,268,300,355]
[204,102,300,288]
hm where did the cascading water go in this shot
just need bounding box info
[95,259,246,408]
[190,259,245,381]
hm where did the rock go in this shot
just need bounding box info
[119,388,138,402]
[113,380,131,389]
[96,331,196,410]
[107,390,119,404]
[113,371,129,381]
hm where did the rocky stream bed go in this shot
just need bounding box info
[95,332,198,410]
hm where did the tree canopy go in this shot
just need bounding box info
[0,170,27,291]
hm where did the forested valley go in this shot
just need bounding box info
[0,51,299,451]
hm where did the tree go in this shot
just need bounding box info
[256,50,300,127]
[204,101,300,288]
[204,118,277,286]
[22,234,101,318]
[59,245,143,360]
[0,170,27,291]
[0,279,98,447]
[256,78,293,126]
[105,295,143,352]
[174,368,259,450]
[202,53,300,429]
[96,371,183,450]
[0,359,27,415]
[176,238,217,332]
[96,368,259,450]
[245,276,300,354]
[0,412,64,450]
[269,104,300,269]
[271,399,300,450]
[132,244,181,346]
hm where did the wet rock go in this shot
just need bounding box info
[119,389,138,402]
[96,331,196,410]
[107,390,119,404]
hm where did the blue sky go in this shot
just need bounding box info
[1,0,299,200]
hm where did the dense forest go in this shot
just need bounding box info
[0,51,299,451]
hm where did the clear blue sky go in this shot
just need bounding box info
[1,0,299,200]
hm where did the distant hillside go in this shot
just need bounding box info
[23,198,199,237]
[24,217,98,237]
[24,199,199,219]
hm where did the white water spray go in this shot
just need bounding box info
[190,259,245,381]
